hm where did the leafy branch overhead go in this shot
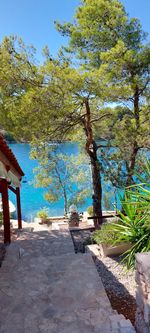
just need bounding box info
[0,0,149,224]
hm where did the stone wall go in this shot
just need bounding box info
[135,252,150,333]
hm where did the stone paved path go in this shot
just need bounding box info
[0,223,135,332]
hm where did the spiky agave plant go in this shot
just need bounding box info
[111,159,150,269]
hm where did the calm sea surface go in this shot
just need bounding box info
[9,143,116,221]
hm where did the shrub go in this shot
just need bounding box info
[83,237,96,246]
[37,207,49,219]
[87,206,93,216]
[92,223,118,245]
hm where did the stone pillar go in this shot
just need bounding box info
[1,179,11,244]
[135,253,150,333]
[16,187,22,229]
[69,212,80,227]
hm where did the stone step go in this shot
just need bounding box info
[0,226,135,332]
[3,228,74,267]
[0,249,135,332]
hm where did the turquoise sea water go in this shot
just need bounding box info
[8,143,116,221]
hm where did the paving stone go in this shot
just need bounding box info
[0,223,135,333]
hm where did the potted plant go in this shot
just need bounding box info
[92,223,131,257]
[36,207,49,224]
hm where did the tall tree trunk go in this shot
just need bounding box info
[83,98,102,228]
[134,85,140,130]
[63,188,68,216]
[126,141,138,186]
[126,85,140,186]
[55,166,68,215]
[90,141,103,226]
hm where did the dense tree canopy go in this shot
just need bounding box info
[0,0,149,225]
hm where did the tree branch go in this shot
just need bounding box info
[90,113,112,124]
[96,144,116,150]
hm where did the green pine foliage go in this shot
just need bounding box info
[0,0,149,217]
[31,144,92,214]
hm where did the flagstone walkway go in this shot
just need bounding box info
[0,223,135,333]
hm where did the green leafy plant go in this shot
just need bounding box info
[110,159,150,269]
[33,146,92,216]
[87,206,93,216]
[91,160,150,269]
[92,223,119,246]
[83,237,96,246]
[36,207,49,219]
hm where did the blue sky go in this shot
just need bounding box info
[0,0,149,61]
